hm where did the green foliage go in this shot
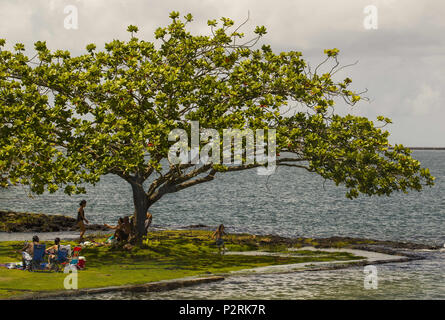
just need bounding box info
[126,25,139,33]
[0,12,434,203]
[324,48,339,57]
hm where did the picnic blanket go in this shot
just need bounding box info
[0,262,23,269]
[1,261,49,270]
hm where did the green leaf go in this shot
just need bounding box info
[127,25,139,33]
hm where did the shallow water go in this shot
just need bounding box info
[68,250,444,300]
[1,151,444,299]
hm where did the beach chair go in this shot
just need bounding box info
[30,244,46,271]
[50,245,71,272]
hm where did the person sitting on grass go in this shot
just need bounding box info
[104,217,129,242]
[128,215,137,244]
[144,212,153,235]
[212,224,227,255]
[20,235,39,270]
[45,237,61,266]
[125,212,152,244]
[120,216,132,242]
[104,217,123,243]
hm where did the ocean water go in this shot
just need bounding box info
[1,151,444,244]
[1,151,444,299]
[71,250,445,300]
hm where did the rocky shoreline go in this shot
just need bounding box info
[0,210,108,232]
[253,234,441,251]
[0,211,441,252]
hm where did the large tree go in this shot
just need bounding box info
[0,12,434,241]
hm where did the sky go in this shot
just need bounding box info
[1,0,444,146]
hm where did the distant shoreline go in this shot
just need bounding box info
[408,147,445,150]
[393,147,445,150]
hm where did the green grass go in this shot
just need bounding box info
[0,230,363,299]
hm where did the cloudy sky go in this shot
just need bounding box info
[1,0,444,146]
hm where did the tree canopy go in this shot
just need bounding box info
[0,12,435,239]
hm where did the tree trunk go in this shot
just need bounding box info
[130,180,150,244]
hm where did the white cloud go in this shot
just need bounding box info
[1,0,445,146]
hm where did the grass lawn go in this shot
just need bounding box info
[0,230,363,299]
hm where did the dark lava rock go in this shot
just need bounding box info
[183,224,212,229]
[0,210,108,232]
[255,234,438,250]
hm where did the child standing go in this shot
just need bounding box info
[212,224,227,255]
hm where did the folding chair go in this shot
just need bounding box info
[30,244,46,271]
[50,245,71,272]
